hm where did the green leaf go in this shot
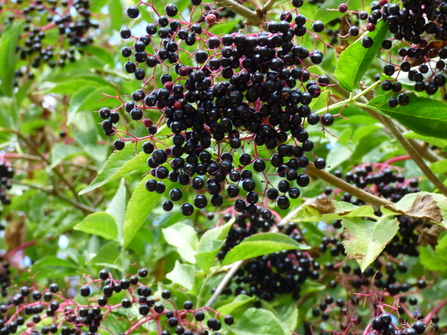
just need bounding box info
[404,132,447,150]
[166,260,195,291]
[32,256,77,269]
[275,302,298,334]
[123,175,172,248]
[195,221,234,272]
[309,90,330,111]
[430,160,447,174]
[106,179,126,243]
[32,256,78,279]
[385,192,447,228]
[419,244,447,272]
[48,76,108,95]
[335,20,388,91]
[87,242,120,265]
[74,212,118,240]
[67,85,115,125]
[84,45,115,68]
[222,233,309,266]
[293,198,378,223]
[0,22,23,96]
[342,216,399,271]
[228,308,286,335]
[50,144,82,168]
[67,86,96,125]
[314,0,362,23]
[209,21,239,35]
[109,0,124,31]
[162,222,198,264]
[368,94,447,139]
[89,0,111,13]
[217,295,256,315]
[79,141,145,195]
[326,145,352,172]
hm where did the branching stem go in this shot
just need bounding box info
[307,164,393,207]
[10,180,97,214]
[0,128,83,203]
[355,103,447,197]
[214,0,263,25]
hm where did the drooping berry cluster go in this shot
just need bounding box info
[355,0,447,105]
[0,0,98,83]
[218,216,321,302]
[0,268,234,335]
[327,163,419,204]
[97,2,337,217]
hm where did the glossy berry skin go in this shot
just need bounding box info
[314,158,326,169]
[127,6,140,19]
[338,3,348,12]
[312,21,324,32]
[183,301,193,309]
[195,311,205,321]
[362,36,373,48]
[165,3,178,16]
[114,139,125,150]
[349,26,359,36]
[162,289,171,299]
[412,321,426,334]
[80,286,90,297]
[138,268,148,277]
[224,315,234,325]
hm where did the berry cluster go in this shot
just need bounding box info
[0,161,14,206]
[355,0,447,105]
[370,313,427,335]
[0,258,11,298]
[219,217,320,302]
[0,0,97,83]
[326,163,419,204]
[0,268,234,335]
[97,2,336,217]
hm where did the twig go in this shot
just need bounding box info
[204,260,244,308]
[262,0,276,12]
[204,205,304,308]
[302,60,443,163]
[307,164,393,207]
[10,180,97,214]
[366,110,447,196]
[355,97,443,163]
[214,0,263,25]
[5,153,96,171]
[0,128,83,202]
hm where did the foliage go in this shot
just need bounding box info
[0,0,447,335]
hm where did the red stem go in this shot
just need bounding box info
[424,296,447,324]
[5,241,36,260]
[383,155,411,166]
